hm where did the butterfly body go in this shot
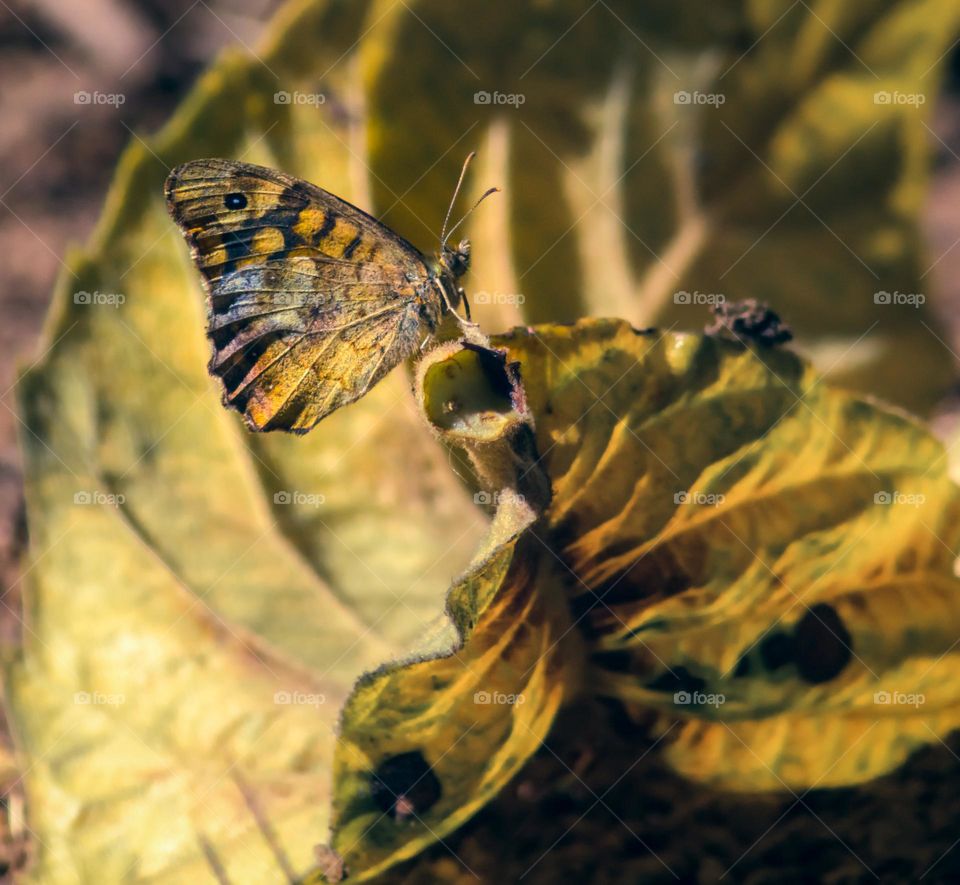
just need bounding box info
[165,159,469,433]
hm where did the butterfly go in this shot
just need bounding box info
[164,154,497,433]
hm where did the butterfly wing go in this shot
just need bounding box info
[164,159,439,433]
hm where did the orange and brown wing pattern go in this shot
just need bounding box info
[164,159,440,433]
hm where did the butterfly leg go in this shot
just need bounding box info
[435,278,479,333]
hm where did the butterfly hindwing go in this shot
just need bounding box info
[164,159,441,433]
[206,260,424,432]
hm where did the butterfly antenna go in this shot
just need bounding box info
[443,187,501,243]
[441,152,476,246]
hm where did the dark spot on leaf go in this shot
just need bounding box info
[224,192,247,210]
[370,751,441,820]
[759,631,796,671]
[591,650,633,673]
[645,666,706,695]
[733,654,752,677]
[794,603,853,684]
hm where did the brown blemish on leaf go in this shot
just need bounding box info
[794,603,853,684]
[369,751,442,820]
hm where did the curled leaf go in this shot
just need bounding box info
[324,339,580,881]
[495,318,960,791]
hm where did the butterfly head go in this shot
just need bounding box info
[438,239,471,280]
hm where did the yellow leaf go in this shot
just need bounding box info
[323,339,580,881]
[497,318,960,791]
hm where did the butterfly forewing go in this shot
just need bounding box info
[164,159,440,433]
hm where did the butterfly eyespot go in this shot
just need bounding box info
[224,192,248,210]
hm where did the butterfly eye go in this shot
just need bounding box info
[224,192,247,210]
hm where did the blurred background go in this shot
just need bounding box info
[4,0,960,880]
